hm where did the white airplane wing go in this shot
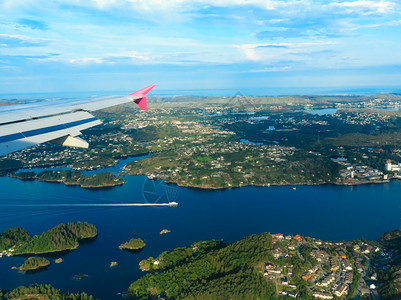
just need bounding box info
[0,85,156,156]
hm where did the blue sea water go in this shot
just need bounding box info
[1,86,401,100]
[1,159,401,299]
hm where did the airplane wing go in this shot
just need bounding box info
[0,85,156,156]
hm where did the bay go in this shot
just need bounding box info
[0,162,401,299]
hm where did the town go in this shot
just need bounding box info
[2,94,401,189]
[263,233,379,299]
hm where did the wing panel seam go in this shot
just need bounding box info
[0,117,98,144]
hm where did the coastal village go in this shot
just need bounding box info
[263,233,379,299]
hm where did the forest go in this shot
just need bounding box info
[129,234,278,299]
[0,284,97,300]
[0,222,97,254]
[19,257,50,271]
[10,170,125,188]
[119,238,146,250]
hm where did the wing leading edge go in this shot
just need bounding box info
[0,85,156,156]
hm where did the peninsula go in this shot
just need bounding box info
[130,229,401,299]
[9,170,125,188]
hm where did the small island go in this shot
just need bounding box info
[160,229,171,235]
[119,238,146,251]
[73,273,89,280]
[0,222,97,255]
[19,257,50,272]
[0,284,97,299]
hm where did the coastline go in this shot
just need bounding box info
[11,235,97,256]
[8,174,125,189]
[7,169,396,191]
[134,174,395,191]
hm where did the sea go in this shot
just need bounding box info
[0,154,401,299]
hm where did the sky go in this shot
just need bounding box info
[1,0,401,95]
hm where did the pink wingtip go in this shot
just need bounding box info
[128,84,156,111]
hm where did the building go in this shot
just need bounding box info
[385,160,401,172]
[345,272,353,284]
[317,273,335,287]
[312,291,334,299]
[294,234,302,242]
[342,259,353,271]
[334,284,349,297]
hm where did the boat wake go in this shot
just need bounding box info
[0,202,178,207]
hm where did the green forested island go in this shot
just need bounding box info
[129,229,401,300]
[19,257,50,272]
[119,238,146,251]
[10,170,125,188]
[0,222,97,255]
[0,284,97,299]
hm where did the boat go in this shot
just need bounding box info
[168,201,178,207]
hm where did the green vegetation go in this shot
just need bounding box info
[119,238,146,250]
[129,229,390,299]
[10,170,124,188]
[376,229,401,299]
[195,156,213,162]
[1,222,97,254]
[129,234,278,299]
[126,147,339,189]
[0,158,23,176]
[4,93,401,189]
[0,228,30,251]
[0,284,97,299]
[347,270,361,299]
[19,257,50,272]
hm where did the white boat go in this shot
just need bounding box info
[168,201,178,207]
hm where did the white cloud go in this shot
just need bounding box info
[233,41,340,69]
[68,57,105,64]
[248,66,291,72]
[107,51,150,61]
[332,0,395,14]
[31,56,105,64]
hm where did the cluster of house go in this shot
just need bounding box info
[333,110,391,126]
[338,163,385,182]
[262,233,380,299]
[263,262,297,298]
[0,248,14,258]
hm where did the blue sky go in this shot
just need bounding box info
[1,0,401,94]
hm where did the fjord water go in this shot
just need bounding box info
[1,163,401,299]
